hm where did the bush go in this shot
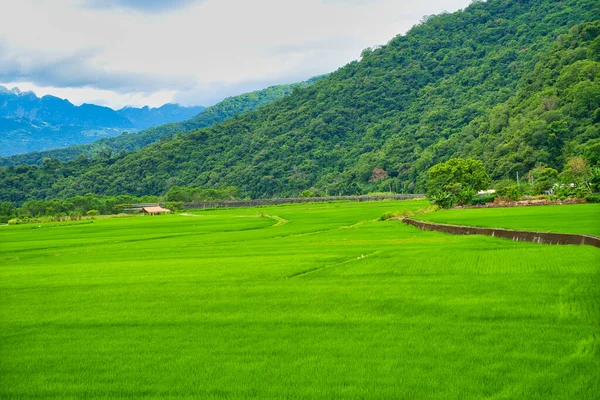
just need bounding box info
[379,211,398,221]
[456,188,476,206]
[86,209,99,217]
[69,211,83,221]
[469,194,496,205]
[429,191,455,209]
[299,190,315,198]
[497,184,521,201]
[166,201,184,211]
[379,209,418,221]
[585,193,600,203]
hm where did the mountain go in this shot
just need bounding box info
[0,76,324,166]
[116,104,205,130]
[0,0,598,204]
[0,87,132,127]
[0,87,204,156]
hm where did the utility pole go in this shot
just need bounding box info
[516,171,519,186]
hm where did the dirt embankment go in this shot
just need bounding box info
[402,218,600,248]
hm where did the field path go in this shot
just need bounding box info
[263,214,288,226]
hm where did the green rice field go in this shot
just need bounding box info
[1,200,599,399]
[415,203,600,236]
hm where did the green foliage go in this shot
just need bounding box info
[165,201,184,211]
[0,1,598,204]
[429,191,456,209]
[299,189,315,198]
[0,201,15,223]
[584,193,600,203]
[12,194,162,219]
[469,194,496,206]
[165,186,238,202]
[497,184,522,201]
[427,158,490,206]
[529,167,559,194]
[560,156,596,193]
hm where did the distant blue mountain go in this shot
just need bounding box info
[117,103,205,130]
[0,86,204,156]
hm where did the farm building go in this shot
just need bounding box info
[139,206,172,215]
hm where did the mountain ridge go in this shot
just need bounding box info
[0,86,204,156]
[0,76,325,166]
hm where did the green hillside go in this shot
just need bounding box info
[0,77,323,167]
[0,0,598,204]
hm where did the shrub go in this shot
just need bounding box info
[379,209,416,221]
[379,212,397,221]
[299,190,315,198]
[86,209,99,217]
[69,211,83,221]
[469,194,496,205]
[497,184,521,201]
[429,191,455,209]
[456,188,477,206]
[585,193,600,203]
[166,201,184,211]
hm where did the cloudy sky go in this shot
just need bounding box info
[0,0,472,109]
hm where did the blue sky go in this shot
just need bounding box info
[0,0,473,109]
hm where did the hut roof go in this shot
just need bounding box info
[141,206,171,214]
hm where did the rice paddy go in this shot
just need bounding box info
[1,200,599,399]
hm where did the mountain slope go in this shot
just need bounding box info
[0,0,598,204]
[0,77,324,166]
[432,21,600,180]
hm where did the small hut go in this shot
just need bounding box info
[140,206,172,215]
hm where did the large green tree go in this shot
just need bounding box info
[427,158,490,207]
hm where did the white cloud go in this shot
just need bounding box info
[0,0,472,108]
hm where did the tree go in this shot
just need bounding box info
[369,168,388,183]
[528,167,559,194]
[427,158,490,207]
[561,157,594,193]
[427,158,490,194]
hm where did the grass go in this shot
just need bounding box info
[1,200,599,399]
[415,203,600,236]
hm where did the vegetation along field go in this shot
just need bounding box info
[1,200,599,399]
[416,203,600,237]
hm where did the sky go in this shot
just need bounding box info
[0,0,473,109]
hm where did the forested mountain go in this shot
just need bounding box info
[1,0,598,204]
[0,87,203,156]
[0,77,324,166]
